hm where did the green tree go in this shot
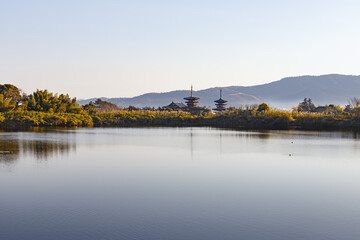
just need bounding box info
[257,103,270,112]
[297,98,315,112]
[0,84,22,103]
[127,105,139,112]
[25,89,85,114]
[83,102,98,115]
[0,94,16,112]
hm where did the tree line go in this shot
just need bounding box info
[2,83,360,130]
[0,84,84,114]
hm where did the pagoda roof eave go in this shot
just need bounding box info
[214,98,227,103]
[184,97,200,100]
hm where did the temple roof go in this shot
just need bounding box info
[214,98,227,103]
[184,96,200,101]
[163,101,186,108]
[212,107,226,111]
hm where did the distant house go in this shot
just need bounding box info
[163,101,186,110]
[313,104,342,114]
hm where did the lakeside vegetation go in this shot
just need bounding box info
[2,84,360,130]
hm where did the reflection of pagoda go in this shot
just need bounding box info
[184,85,199,108]
[213,89,227,112]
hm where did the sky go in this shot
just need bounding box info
[1,0,360,99]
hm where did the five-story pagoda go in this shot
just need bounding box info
[184,85,199,108]
[213,89,227,112]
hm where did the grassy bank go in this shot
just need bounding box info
[91,110,206,127]
[291,112,360,130]
[2,109,360,131]
[91,110,292,129]
[0,111,93,129]
[206,109,293,129]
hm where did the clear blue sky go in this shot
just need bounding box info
[1,0,360,98]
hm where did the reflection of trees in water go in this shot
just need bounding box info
[0,136,76,166]
[0,139,20,166]
[255,131,271,139]
[21,140,76,160]
[350,131,360,139]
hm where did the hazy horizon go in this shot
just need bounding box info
[1,1,360,98]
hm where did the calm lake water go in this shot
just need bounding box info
[1,127,360,240]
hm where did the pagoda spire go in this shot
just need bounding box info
[191,85,193,97]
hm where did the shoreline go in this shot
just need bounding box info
[1,110,360,131]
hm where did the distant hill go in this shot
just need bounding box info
[78,74,360,109]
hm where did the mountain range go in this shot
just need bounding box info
[78,74,360,109]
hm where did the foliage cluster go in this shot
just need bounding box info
[0,84,85,114]
[25,90,85,114]
[297,98,316,112]
[0,111,93,129]
[0,94,17,112]
[84,99,122,113]
[0,84,22,103]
